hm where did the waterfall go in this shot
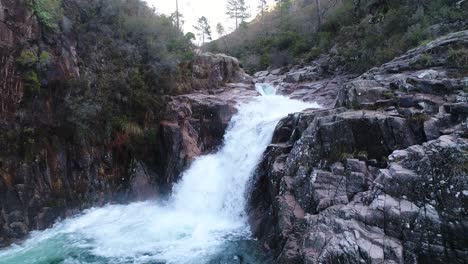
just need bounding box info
[0,93,319,264]
[255,83,277,96]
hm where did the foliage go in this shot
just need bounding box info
[226,0,250,29]
[447,47,468,70]
[26,0,63,30]
[194,16,212,45]
[38,51,52,64]
[70,0,191,118]
[216,23,225,36]
[16,50,37,68]
[209,0,468,74]
[415,53,434,69]
[23,71,41,95]
[16,49,52,96]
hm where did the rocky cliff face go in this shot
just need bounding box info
[155,82,257,190]
[0,0,255,247]
[249,31,468,263]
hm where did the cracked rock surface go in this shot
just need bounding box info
[249,30,468,263]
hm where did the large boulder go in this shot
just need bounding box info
[188,52,253,91]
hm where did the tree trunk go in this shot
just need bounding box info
[176,0,180,30]
[315,0,321,29]
[235,9,238,29]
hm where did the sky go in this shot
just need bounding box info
[145,0,275,42]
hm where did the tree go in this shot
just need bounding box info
[226,0,250,30]
[275,0,292,26]
[170,11,184,30]
[193,16,212,45]
[315,0,321,28]
[216,23,229,51]
[185,32,196,41]
[216,23,225,37]
[176,0,180,30]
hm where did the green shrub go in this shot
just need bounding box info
[23,71,41,94]
[405,23,430,46]
[32,0,63,30]
[409,113,430,123]
[38,51,52,68]
[351,98,361,110]
[292,39,309,56]
[447,48,468,70]
[383,91,396,99]
[260,53,270,69]
[415,53,434,68]
[16,50,37,68]
[276,31,299,50]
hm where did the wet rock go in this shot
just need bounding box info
[36,207,59,230]
[156,85,256,188]
[130,161,158,200]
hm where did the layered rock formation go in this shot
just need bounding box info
[249,30,468,263]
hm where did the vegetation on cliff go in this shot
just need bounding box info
[207,0,467,73]
[14,0,194,153]
[0,1,194,239]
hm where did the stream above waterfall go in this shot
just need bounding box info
[0,92,319,264]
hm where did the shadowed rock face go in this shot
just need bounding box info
[155,84,258,190]
[249,31,468,263]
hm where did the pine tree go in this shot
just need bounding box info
[216,22,230,51]
[216,23,225,37]
[226,0,250,30]
[170,11,184,30]
[275,0,291,26]
[193,16,212,45]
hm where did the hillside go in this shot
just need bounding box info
[207,0,467,74]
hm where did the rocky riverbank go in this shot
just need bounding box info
[248,30,468,263]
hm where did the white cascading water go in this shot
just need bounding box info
[0,84,319,264]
